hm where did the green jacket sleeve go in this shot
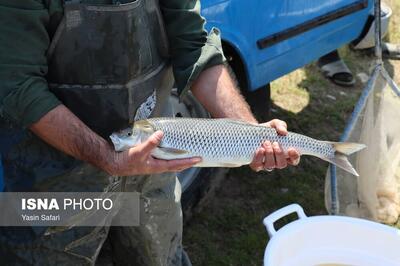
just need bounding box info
[159,0,226,98]
[0,1,61,128]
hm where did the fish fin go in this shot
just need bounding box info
[152,147,190,160]
[157,147,189,155]
[223,119,260,127]
[222,119,278,130]
[219,162,243,168]
[323,141,366,155]
[321,141,366,176]
[323,153,359,177]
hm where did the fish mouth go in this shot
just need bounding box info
[110,132,131,152]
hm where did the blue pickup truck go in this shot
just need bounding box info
[202,0,372,90]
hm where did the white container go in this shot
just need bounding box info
[263,204,400,266]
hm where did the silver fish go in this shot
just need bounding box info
[110,118,366,176]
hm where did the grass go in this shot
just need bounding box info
[185,1,400,265]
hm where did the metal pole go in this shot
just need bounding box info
[374,0,383,63]
[329,165,338,215]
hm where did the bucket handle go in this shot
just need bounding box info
[263,204,307,237]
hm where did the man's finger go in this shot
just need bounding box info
[264,119,288,135]
[275,125,287,135]
[272,142,287,169]
[139,131,164,154]
[271,120,287,135]
[287,148,300,166]
[151,157,202,173]
[262,141,275,169]
[165,157,202,172]
[250,148,264,172]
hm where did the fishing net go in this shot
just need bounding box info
[325,0,400,224]
[325,65,400,224]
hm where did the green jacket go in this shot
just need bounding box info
[0,0,225,128]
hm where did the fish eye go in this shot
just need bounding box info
[128,132,132,136]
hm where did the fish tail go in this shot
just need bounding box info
[321,142,366,176]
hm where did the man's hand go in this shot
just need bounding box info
[107,131,201,176]
[190,65,299,172]
[31,105,201,177]
[249,119,300,172]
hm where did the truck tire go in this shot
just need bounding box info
[241,83,271,121]
[225,54,271,121]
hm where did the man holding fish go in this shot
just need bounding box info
[0,0,300,265]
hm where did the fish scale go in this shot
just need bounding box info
[148,118,334,166]
[110,117,366,176]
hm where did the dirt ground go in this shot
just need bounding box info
[184,1,400,265]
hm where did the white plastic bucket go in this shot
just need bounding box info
[263,204,400,266]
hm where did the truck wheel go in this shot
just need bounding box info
[164,89,226,221]
[241,83,271,121]
[225,59,271,121]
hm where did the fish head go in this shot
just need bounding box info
[133,120,156,138]
[110,120,155,152]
